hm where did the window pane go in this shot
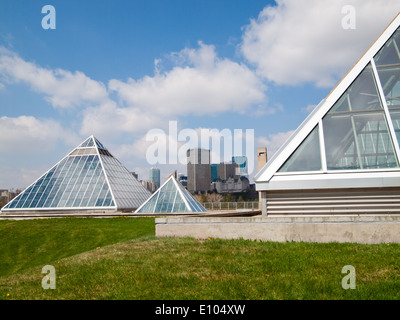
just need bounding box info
[323,111,398,170]
[374,27,400,67]
[374,38,400,149]
[278,125,322,172]
[323,62,399,170]
[330,64,383,113]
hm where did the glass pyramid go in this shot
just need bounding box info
[323,62,398,170]
[277,40,400,173]
[135,176,207,213]
[374,26,400,146]
[278,125,322,172]
[2,136,151,212]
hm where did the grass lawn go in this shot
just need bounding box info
[0,217,399,300]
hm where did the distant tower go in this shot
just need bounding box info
[149,167,160,189]
[257,147,267,172]
[187,148,211,193]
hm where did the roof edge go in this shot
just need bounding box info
[255,11,400,184]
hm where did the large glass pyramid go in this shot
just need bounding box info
[255,14,400,188]
[2,136,151,212]
[275,60,399,173]
[272,27,400,175]
[135,176,207,213]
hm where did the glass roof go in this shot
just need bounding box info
[278,125,322,172]
[323,63,397,170]
[2,136,151,211]
[277,27,400,174]
[136,176,207,213]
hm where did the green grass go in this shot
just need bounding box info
[0,217,154,277]
[1,217,399,300]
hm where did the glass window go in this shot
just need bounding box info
[323,63,398,170]
[79,137,92,148]
[278,125,322,172]
[374,27,400,67]
[374,28,400,149]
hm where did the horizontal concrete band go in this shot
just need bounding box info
[155,215,400,244]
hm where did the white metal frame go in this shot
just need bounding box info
[255,12,400,190]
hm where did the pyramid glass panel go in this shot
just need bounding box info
[94,137,106,150]
[136,176,207,213]
[278,125,322,172]
[2,136,151,212]
[374,26,400,147]
[374,27,400,67]
[323,63,398,170]
[100,154,150,209]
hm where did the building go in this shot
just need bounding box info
[0,189,20,204]
[257,147,267,172]
[135,175,207,213]
[217,162,238,180]
[1,136,151,213]
[210,164,218,182]
[211,176,250,194]
[232,156,248,176]
[187,148,211,193]
[141,180,158,193]
[177,173,187,187]
[255,14,400,216]
[149,167,160,189]
[131,172,138,180]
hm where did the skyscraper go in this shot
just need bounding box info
[187,148,211,193]
[210,164,218,182]
[232,156,248,176]
[149,167,160,189]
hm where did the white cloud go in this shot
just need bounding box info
[241,0,400,87]
[109,42,268,117]
[0,115,80,153]
[79,101,164,137]
[80,42,269,137]
[257,130,295,159]
[0,47,109,108]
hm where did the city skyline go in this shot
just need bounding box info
[1,1,400,189]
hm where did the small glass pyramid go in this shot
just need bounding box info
[135,176,207,213]
[2,136,151,212]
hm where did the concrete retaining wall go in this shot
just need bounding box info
[155,215,400,244]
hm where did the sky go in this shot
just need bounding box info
[1,0,400,189]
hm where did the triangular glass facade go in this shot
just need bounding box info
[277,26,400,173]
[2,136,151,211]
[374,26,400,145]
[278,125,321,172]
[323,62,398,170]
[135,176,207,213]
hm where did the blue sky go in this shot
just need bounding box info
[1,0,400,189]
